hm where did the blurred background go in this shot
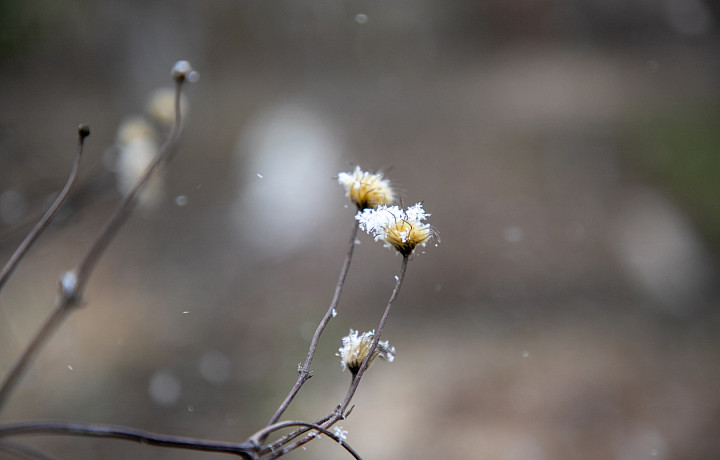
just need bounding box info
[1,1,720,459]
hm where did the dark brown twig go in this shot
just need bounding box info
[272,255,410,457]
[264,221,359,430]
[0,421,254,458]
[249,420,361,459]
[0,125,89,293]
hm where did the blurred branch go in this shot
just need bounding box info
[0,62,195,414]
[0,125,89,293]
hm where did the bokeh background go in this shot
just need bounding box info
[2,1,720,459]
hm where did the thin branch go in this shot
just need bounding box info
[0,125,89,293]
[249,421,361,460]
[0,304,73,413]
[0,421,254,458]
[274,255,410,457]
[337,254,409,414]
[261,413,333,454]
[0,63,195,414]
[264,221,359,428]
[73,74,188,297]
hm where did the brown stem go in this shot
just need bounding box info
[247,420,361,459]
[264,221,359,429]
[0,421,254,458]
[337,254,409,414]
[274,255,410,457]
[0,125,89,293]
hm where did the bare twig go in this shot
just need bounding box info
[249,420,361,460]
[272,255,410,457]
[337,254,409,414]
[0,125,89,293]
[265,221,359,429]
[0,421,254,458]
[0,63,195,413]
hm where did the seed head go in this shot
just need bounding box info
[337,329,395,375]
[338,166,395,210]
[356,203,436,256]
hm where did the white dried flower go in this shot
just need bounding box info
[337,329,395,375]
[356,203,436,256]
[338,166,395,209]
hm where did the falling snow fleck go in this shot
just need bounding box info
[67,365,73,371]
[332,308,337,317]
[256,173,264,179]
[355,13,368,24]
[175,195,188,206]
[187,405,194,413]
[182,311,190,314]
[522,351,530,358]
[394,275,399,281]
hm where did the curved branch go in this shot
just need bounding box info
[0,63,195,414]
[249,420,361,460]
[0,125,89,293]
[0,421,254,458]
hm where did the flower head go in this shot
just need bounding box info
[337,329,395,375]
[356,203,435,256]
[338,166,395,209]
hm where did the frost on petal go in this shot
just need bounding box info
[337,329,395,375]
[356,203,436,255]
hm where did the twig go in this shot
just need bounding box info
[337,254,409,414]
[0,63,194,413]
[0,125,89,293]
[264,221,359,429]
[272,255,410,457]
[0,421,254,458]
[249,420,361,460]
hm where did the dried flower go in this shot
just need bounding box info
[115,116,165,211]
[337,329,395,375]
[356,203,435,256]
[338,166,395,209]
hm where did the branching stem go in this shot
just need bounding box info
[264,221,359,429]
[0,72,191,414]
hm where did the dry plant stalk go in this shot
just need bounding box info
[0,61,438,459]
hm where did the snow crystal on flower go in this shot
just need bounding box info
[355,203,435,256]
[337,329,395,374]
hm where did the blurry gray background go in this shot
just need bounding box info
[1,1,720,459]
